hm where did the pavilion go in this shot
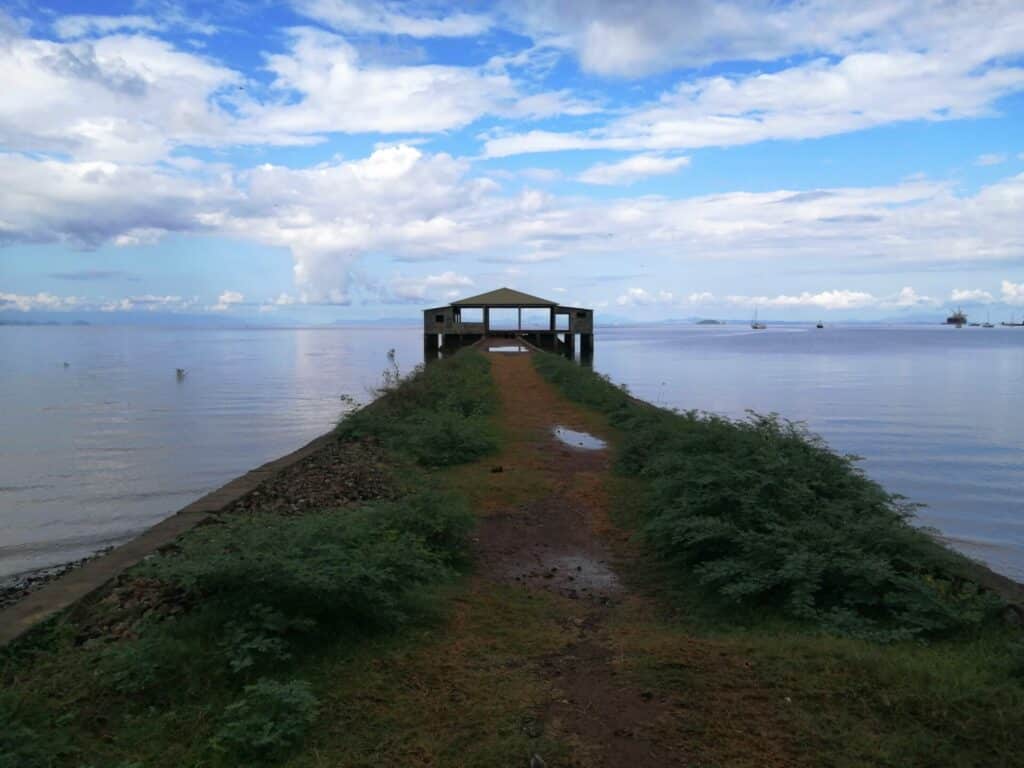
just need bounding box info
[423,287,593,360]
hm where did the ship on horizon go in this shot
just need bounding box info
[945,307,967,326]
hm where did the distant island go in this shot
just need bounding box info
[696,318,724,325]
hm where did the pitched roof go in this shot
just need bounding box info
[451,287,556,307]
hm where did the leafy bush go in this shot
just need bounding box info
[341,350,499,466]
[0,691,71,768]
[533,353,1000,640]
[220,604,316,675]
[143,492,472,632]
[212,678,318,761]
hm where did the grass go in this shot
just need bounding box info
[534,351,1024,767]
[0,350,502,768]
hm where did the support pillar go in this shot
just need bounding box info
[483,307,490,334]
[580,333,593,357]
[423,333,440,363]
[563,333,575,359]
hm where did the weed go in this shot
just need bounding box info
[341,350,499,466]
[211,678,318,761]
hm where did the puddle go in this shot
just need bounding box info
[506,552,620,600]
[553,425,606,450]
[488,344,529,353]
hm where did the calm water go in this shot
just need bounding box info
[1,323,1022,582]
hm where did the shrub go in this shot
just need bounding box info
[533,353,1001,640]
[341,350,499,466]
[211,678,318,760]
[143,492,472,632]
[0,691,71,768]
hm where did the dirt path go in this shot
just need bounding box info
[471,344,680,767]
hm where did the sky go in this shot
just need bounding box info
[1,0,1023,324]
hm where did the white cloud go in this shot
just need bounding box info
[0,153,225,247]
[485,50,1024,157]
[888,286,937,307]
[578,154,689,185]
[53,15,162,39]
[0,32,241,162]
[212,290,245,311]
[687,292,715,304]
[950,288,995,302]
[726,290,876,310]
[616,288,675,306]
[247,27,590,141]
[1002,280,1024,305]
[0,292,80,312]
[513,0,1024,77]
[976,153,1008,166]
[4,143,1023,309]
[293,0,491,37]
[389,271,474,301]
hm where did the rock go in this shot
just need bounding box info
[491,465,504,473]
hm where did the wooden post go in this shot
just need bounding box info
[483,306,489,334]
[518,307,522,330]
[549,307,555,330]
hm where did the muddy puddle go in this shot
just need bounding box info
[506,552,620,601]
[553,426,606,450]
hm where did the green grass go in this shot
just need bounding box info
[0,350,500,768]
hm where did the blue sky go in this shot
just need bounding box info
[1,0,1023,323]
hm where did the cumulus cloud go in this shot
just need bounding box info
[887,286,936,307]
[512,0,1024,77]
[0,32,242,162]
[486,48,1024,157]
[726,289,876,310]
[293,0,492,37]
[1002,280,1024,305]
[616,288,675,306]
[3,142,1023,308]
[389,271,474,301]
[951,288,995,302]
[0,292,80,312]
[577,154,689,185]
[212,290,244,311]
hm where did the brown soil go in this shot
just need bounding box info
[471,345,676,766]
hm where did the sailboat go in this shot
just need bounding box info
[983,312,994,328]
[751,308,766,330]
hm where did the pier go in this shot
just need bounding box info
[423,287,594,361]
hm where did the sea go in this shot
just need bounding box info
[1,323,1022,583]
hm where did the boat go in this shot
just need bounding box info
[816,321,824,329]
[983,312,995,329]
[945,307,967,326]
[751,308,766,330]
[1001,314,1024,327]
